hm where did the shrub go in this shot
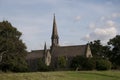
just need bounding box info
[0,60,28,72]
[70,56,87,70]
[57,56,67,68]
[37,58,50,71]
[70,56,96,70]
[83,58,96,70]
[96,59,111,70]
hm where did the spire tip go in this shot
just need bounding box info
[53,13,55,17]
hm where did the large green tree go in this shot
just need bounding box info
[108,35,120,67]
[0,21,28,72]
[90,40,110,58]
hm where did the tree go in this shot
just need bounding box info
[90,40,110,58]
[90,40,103,57]
[108,35,120,67]
[0,21,28,72]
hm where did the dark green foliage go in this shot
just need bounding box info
[57,56,67,68]
[89,36,120,69]
[90,40,102,56]
[71,56,111,71]
[96,59,111,70]
[83,58,96,70]
[0,21,28,72]
[89,40,110,58]
[71,56,86,70]
[107,35,120,67]
[71,56,96,70]
[37,58,50,71]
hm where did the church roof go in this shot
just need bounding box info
[52,45,87,57]
[26,44,88,60]
[26,50,44,60]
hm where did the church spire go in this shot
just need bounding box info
[51,14,59,47]
[44,42,47,53]
[51,14,59,39]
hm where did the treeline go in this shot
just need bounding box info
[37,56,112,71]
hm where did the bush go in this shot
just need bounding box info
[83,58,96,70]
[0,59,28,72]
[71,56,96,70]
[96,59,111,70]
[112,63,120,70]
[70,56,86,70]
[37,58,50,71]
[71,56,112,71]
[57,56,67,68]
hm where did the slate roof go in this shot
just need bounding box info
[52,45,87,57]
[26,50,44,60]
[26,44,87,60]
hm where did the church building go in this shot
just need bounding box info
[26,15,92,71]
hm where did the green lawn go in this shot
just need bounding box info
[0,71,120,80]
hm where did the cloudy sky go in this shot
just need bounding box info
[0,0,120,51]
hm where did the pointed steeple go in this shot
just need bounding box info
[44,42,47,53]
[51,14,59,47]
[51,14,59,39]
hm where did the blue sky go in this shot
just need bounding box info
[0,0,120,51]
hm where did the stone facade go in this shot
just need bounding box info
[26,15,92,71]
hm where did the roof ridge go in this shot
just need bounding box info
[59,44,86,48]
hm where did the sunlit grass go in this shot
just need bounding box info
[0,71,120,80]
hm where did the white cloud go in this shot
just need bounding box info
[106,20,115,27]
[100,16,105,21]
[74,16,81,21]
[83,27,117,42]
[100,13,120,22]
[94,27,117,38]
[83,18,118,43]
[82,34,91,41]
[89,23,96,29]
[112,13,120,18]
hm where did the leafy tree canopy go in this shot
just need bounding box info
[89,40,110,58]
[108,35,120,67]
[0,21,28,72]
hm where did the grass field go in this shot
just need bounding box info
[0,71,120,80]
